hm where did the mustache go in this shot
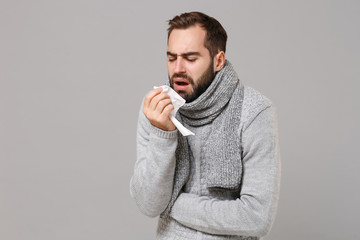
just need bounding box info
[171,73,194,85]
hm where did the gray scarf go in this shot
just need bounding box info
[161,60,244,218]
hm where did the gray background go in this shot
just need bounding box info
[1,1,359,239]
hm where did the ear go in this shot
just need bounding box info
[213,51,225,72]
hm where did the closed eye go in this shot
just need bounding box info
[167,51,200,63]
[186,57,197,62]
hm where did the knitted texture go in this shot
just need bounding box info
[157,217,258,240]
[161,60,244,217]
[131,60,281,239]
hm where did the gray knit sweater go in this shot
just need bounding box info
[130,72,281,239]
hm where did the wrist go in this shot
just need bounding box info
[152,122,176,132]
[150,124,178,139]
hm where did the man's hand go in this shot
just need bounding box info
[143,88,176,131]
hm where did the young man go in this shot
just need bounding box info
[130,12,281,239]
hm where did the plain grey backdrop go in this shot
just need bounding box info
[1,0,359,239]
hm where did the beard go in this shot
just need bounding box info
[169,60,215,103]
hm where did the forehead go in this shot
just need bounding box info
[168,25,208,54]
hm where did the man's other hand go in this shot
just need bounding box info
[143,88,176,131]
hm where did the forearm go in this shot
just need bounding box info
[130,110,178,217]
[170,106,281,236]
[170,193,275,237]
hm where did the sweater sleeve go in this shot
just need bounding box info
[130,102,178,217]
[169,106,281,237]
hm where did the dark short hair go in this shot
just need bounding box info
[167,12,227,58]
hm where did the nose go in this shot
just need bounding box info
[174,57,186,74]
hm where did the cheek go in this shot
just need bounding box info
[189,63,207,81]
[167,62,172,73]
[187,62,202,76]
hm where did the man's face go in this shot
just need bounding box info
[167,25,215,103]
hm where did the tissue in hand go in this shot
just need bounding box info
[154,85,195,136]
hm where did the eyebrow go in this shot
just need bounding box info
[167,51,201,57]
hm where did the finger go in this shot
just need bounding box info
[150,92,170,111]
[161,103,175,118]
[144,88,163,109]
[155,98,172,115]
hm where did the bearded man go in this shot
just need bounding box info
[130,11,281,240]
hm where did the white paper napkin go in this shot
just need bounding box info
[154,85,195,136]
